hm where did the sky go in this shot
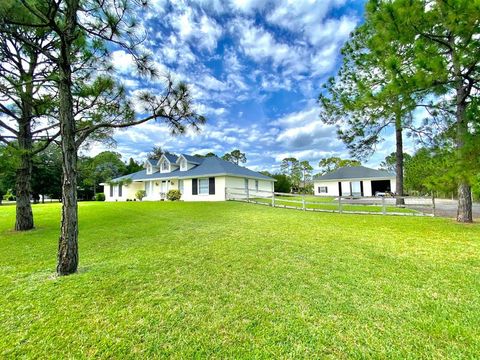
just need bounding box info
[87,0,409,173]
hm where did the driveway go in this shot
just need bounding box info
[340,197,480,220]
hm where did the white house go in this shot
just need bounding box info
[313,166,396,197]
[103,153,275,202]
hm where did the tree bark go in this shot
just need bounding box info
[56,0,80,275]
[455,96,473,223]
[457,182,472,222]
[15,83,35,231]
[395,109,405,206]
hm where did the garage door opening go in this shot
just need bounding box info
[371,180,391,195]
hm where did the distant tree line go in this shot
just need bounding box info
[0,144,143,203]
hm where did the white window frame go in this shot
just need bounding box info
[179,179,184,194]
[180,158,187,171]
[161,160,169,172]
[198,178,209,195]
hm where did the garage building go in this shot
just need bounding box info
[313,166,396,197]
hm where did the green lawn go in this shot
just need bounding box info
[1,201,479,358]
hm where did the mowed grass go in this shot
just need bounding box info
[0,201,479,358]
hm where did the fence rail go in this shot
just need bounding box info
[226,187,436,217]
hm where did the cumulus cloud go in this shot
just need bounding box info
[93,0,370,171]
[169,7,222,52]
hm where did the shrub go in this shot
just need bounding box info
[3,189,15,201]
[95,193,106,201]
[135,190,146,201]
[167,189,182,201]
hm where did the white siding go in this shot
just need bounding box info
[181,177,226,201]
[363,180,373,197]
[105,176,274,202]
[105,182,144,202]
[314,181,339,196]
[225,176,273,199]
[314,177,396,197]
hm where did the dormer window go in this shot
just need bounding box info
[180,159,187,171]
[162,160,169,171]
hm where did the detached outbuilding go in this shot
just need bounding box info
[313,166,396,197]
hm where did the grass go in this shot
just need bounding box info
[1,201,479,358]
[252,195,417,214]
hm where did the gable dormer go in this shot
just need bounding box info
[176,154,201,171]
[145,159,159,175]
[178,156,188,171]
[158,153,179,173]
[158,156,170,173]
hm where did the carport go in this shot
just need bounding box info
[371,180,392,195]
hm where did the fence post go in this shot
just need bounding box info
[338,196,343,213]
[302,194,306,211]
[246,187,249,202]
[271,192,275,207]
[432,193,436,217]
[382,196,386,215]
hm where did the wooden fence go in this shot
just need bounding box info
[225,187,436,217]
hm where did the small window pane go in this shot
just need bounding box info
[199,178,209,195]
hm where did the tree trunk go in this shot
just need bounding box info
[450,41,473,223]
[457,182,472,222]
[57,69,79,275]
[57,0,80,275]
[455,102,473,222]
[395,110,405,206]
[15,92,34,231]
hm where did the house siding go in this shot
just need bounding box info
[313,178,396,196]
[314,178,396,197]
[105,182,144,202]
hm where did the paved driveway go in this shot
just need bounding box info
[341,197,479,220]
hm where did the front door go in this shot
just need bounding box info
[161,181,168,198]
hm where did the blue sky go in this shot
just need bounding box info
[88,0,408,173]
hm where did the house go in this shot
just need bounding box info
[313,166,396,197]
[103,153,275,201]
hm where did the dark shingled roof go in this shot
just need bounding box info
[111,155,274,182]
[178,154,204,165]
[163,153,178,163]
[314,166,395,181]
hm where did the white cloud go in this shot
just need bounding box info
[234,19,295,67]
[169,7,222,52]
[111,50,136,74]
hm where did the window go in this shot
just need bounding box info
[318,186,328,194]
[244,178,248,190]
[162,160,169,171]
[199,178,209,195]
[180,159,187,171]
[118,183,123,197]
[179,179,184,194]
[110,185,113,197]
[255,180,259,192]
